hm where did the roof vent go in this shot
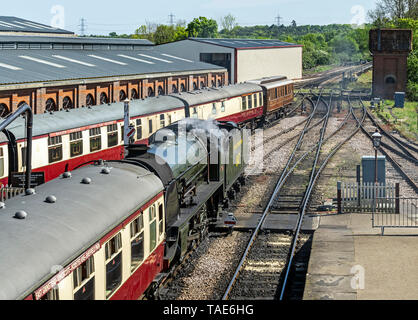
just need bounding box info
[101,167,111,175]
[25,188,35,196]
[45,195,57,203]
[81,177,92,184]
[63,172,72,179]
[14,211,27,220]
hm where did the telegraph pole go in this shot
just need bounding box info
[168,13,175,26]
[79,18,86,36]
[275,13,282,26]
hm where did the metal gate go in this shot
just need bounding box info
[373,197,418,234]
[337,181,418,234]
[337,182,399,214]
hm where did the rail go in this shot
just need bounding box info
[279,92,366,299]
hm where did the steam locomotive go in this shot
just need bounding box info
[0,119,248,300]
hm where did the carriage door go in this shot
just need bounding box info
[3,129,17,179]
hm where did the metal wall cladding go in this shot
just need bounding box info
[362,155,386,185]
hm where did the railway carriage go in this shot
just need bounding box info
[170,84,264,129]
[247,76,295,121]
[0,97,186,186]
[0,163,165,300]
[0,79,293,188]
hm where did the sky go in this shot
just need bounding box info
[2,0,378,35]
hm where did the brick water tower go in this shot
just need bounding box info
[369,29,412,99]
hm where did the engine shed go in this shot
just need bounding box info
[157,38,303,84]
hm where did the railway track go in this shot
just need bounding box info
[356,101,418,193]
[222,90,367,300]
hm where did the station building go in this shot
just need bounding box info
[0,17,228,116]
[157,38,303,84]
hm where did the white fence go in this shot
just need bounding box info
[337,182,399,214]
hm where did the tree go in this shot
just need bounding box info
[153,25,176,45]
[134,24,156,42]
[187,17,218,38]
[291,20,297,28]
[174,25,188,41]
[368,0,418,21]
[220,14,238,33]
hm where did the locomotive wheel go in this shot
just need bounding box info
[234,183,241,193]
[228,190,236,200]
[223,199,229,209]
[239,176,246,186]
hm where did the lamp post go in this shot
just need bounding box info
[372,129,382,214]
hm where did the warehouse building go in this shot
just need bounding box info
[0,16,74,37]
[158,38,303,84]
[0,18,228,116]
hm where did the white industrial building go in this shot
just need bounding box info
[158,38,303,84]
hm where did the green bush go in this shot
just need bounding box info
[407,81,418,101]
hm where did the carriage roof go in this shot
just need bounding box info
[0,162,163,300]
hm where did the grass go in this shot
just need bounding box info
[347,70,372,91]
[303,64,336,76]
[368,100,418,142]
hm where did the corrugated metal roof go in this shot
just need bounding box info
[190,38,302,49]
[0,162,164,300]
[0,49,224,86]
[0,35,153,47]
[0,16,73,35]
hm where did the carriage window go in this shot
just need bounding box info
[285,86,288,95]
[149,119,153,134]
[107,124,118,148]
[221,101,225,112]
[136,119,142,140]
[192,108,198,118]
[212,103,217,115]
[0,148,4,177]
[242,96,247,110]
[259,93,263,105]
[89,128,102,152]
[248,96,253,109]
[105,233,122,298]
[158,204,164,236]
[70,132,83,158]
[160,114,165,128]
[73,256,95,300]
[48,136,63,164]
[149,205,157,251]
[130,214,144,271]
[21,146,27,168]
[40,288,59,300]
